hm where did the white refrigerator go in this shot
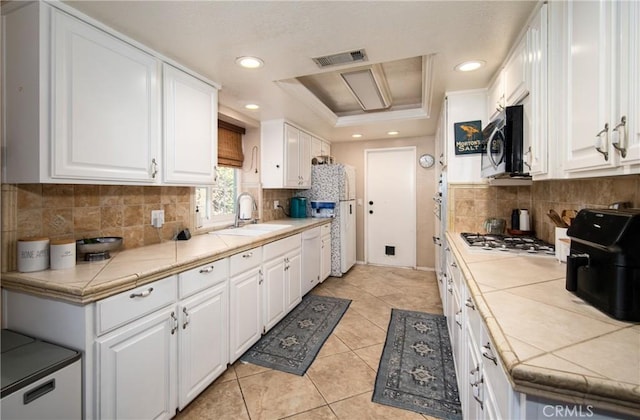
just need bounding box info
[303,164,356,276]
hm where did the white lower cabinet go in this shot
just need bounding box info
[177,281,228,410]
[263,235,302,331]
[97,305,178,420]
[229,247,263,363]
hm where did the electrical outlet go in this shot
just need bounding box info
[151,210,164,228]
[274,200,279,209]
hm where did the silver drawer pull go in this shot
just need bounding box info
[171,311,178,335]
[182,307,190,329]
[465,298,475,310]
[130,287,154,298]
[481,342,497,365]
[242,252,253,258]
[199,265,215,273]
[450,261,457,268]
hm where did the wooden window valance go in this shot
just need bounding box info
[218,120,246,168]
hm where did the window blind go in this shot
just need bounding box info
[218,120,246,168]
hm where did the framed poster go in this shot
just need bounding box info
[454,120,483,155]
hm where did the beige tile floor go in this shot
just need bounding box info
[175,264,443,420]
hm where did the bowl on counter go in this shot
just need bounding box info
[76,237,123,261]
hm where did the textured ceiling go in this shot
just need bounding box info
[62,0,538,142]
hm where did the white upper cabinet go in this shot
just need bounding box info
[261,120,313,189]
[2,2,221,185]
[163,63,218,185]
[487,72,505,122]
[618,1,640,166]
[3,2,162,184]
[561,0,639,175]
[526,3,549,177]
[504,36,528,107]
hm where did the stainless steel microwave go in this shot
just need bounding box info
[480,105,526,178]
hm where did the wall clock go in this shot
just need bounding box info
[419,153,435,168]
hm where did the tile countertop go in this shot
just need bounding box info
[1,218,331,305]
[446,232,640,416]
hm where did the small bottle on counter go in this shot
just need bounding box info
[519,209,531,231]
[511,209,520,231]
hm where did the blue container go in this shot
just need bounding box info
[290,197,307,218]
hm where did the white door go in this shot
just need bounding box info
[286,250,302,311]
[51,8,160,183]
[178,283,228,410]
[163,63,218,185]
[365,147,416,268]
[262,257,287,331]
[229,267,262,363]
[97,307,177,420]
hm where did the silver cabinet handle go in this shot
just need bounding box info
[481,342,498,365]
[199,265,215,273]
[171,311,178,335]
[450,261,457,268]
[242,252,253,258]
[151,158,159,178]
[447,279,453,294]
[455,310,462,328]
[259,269,263,285]
[594,123,609,161]
[465,298,475,310]
[130,287,153,299]
[213,165,218,182]
[612,116,627,158]
[182,307,190,329]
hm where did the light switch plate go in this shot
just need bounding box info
[151,210,164,228]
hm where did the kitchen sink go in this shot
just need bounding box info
[211,223,292,237]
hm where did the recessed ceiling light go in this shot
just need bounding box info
[244,104,259,110]
[352,134,363,138]
[454,60,485,72]
[387,131,399,136]
[236,56,264,69]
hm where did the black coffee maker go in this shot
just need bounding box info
[566,208,640,321]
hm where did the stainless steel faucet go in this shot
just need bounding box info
[235,192,257,227]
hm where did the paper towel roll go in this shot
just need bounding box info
[238,196,253,220]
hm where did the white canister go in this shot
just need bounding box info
[50,239,76,270]
[519,209,531,231]
[17,237,50,272]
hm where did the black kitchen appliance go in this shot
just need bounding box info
[566,208,640,321]
[480,105,527,179]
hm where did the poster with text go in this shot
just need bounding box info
[454,120,483,155]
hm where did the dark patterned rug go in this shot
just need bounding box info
[373,309,462,419]
[240,294,351,376]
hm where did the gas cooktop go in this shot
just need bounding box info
[460,232,555,256]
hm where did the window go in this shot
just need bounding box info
[196,167,238,228]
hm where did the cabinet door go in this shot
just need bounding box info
[229,267,262,363]
[527,3,549,176]
[178,283,228,410]
[286,250,302,311]
[284,124,301,187]
[487,72,505,121]
[163,64,218,185]
[504,36,528,106]
[263,257,287,331]
[298,130,312,187]
[311,137,322,159]
[618,1,640,166]
[97,307,177,420]
[564,0,617,172]
[321,233,332,282]
[320,140,331,157]
[51,8,161,183]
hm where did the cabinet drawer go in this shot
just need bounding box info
[230,247,262,277]
[96,276,177,336]
[320,223,331,236]
[263,234,301,260]
[179,258,229,299]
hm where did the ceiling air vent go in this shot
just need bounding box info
[312,49,368,68]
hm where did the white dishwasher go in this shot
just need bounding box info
[1,329,82,420]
